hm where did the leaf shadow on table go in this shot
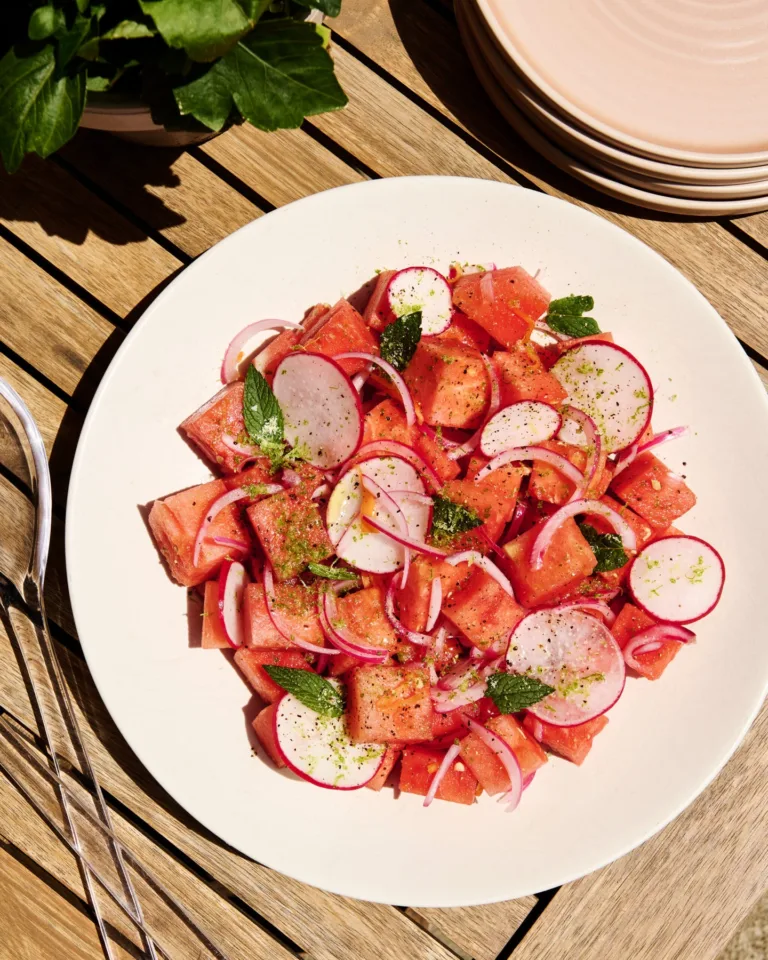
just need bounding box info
[387,0,703,225]
[0,131,186,247]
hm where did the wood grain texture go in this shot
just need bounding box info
[733,215,768,252]
[409,900,535,960]
[0,157,179,316]
[61,130,262,259]
[0,615,461,960]
[510,699,768,960]
[331,0,768,361]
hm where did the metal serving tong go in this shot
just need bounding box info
[0,378,231,960]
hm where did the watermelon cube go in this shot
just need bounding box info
[366,745,402,791]
[523,714,608,765]
[452,267,549,349]
[403,341,489,429]
[335,586,398,652]
[362,398,460,482]
[247,489,333,580]
[611,602,679,680]
[223,460,275,503]
[363,269,396,331]
[443,565,526,652]
[492,343,567,406]
[459,714,547,794]
[399,747,478,805]
[201,581,229,649]
[610,451,696,530]
[436,311,491,353]
[148,479,250,587]
[466,455,525,523]
[429,702,480,748]
[303,298,378,377]
[253,328,303,380]
[243,582,286,648]
[252,703,285,767]
[528,439,612,504]
[396,555,460,633]
[235,648,314,702]
[436,478,509,551]
[180,383,247,474]
[347,664,433,743]
[502,517,597,607]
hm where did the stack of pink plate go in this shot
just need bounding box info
[456,0,768,215]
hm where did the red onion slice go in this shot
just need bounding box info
[549,598,616,626]
[474,445,584,492]
[612,441,639,479]
[464,717,523,811]
[561,407,602,489]
[319,589,388,662]
[360,474,412,584]
[433,624,446,660]
[364,514,448,559]
[193,488,249,567]
[310,483,331,500]
[351,367,371,393]
[345,441,442,492]
[480,270,495,303]
[389,489,434,508]
[262,563,336,655]
[281,468,302,488]
[447,550,516,599]
[623,624,695,672]
[423,742,462,807]
[419,423,460,449]
[221,433,262,458]
[438,657,480,691]
[217,560,249,648]
[448,355,500,461]
[506,500,529,541]
[534,318,570,342]
[526,716,545,742]
[211,536,250,551]
[221,319,302,384]
[637,425,690,456]
[385,573,432,646]
[426,578,443,632]
[335,352,416,427]
[431,681,487,713]
[531,497,637,571]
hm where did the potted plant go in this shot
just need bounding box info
[0,0,345,171]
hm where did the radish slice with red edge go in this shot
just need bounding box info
[386,266,453,336]
[221,319,302,384]
[507,608,625,726]
[552,341,653,453]
[463,717,523,811]
[448,355,500,461]
[474,445,583,490]
[560,406,601,488]
[193,487,249,567]
[335,353,416,426]
[272,353,363,469]
[530,497,637,571]
[480,402,562,458]
[273,682,386,789]
[446,551,516,599]
[623,624,695,672]
[217,560,249,648]
[345,441,442,492]
[319,589,389,662]
[384,572,432,646]
[426,578,443,631]
[548,598,616,626]
[360,474,411,585]
[628,536,724,624]
[263,563,336,655]
[423,742,462,807]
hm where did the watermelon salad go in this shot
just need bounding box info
[148,263,724,809]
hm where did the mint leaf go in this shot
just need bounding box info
[0,46,85,174]
[546,294,600,338]
[380,311,422,372]
[174,19,347,133]
[430,494,482,546]
[264,666,344,717]
[485,673,554,713]
[139,0,252,61]
[29,7,66,40]
[293,0,342,16]
[243,365,284,449]
[577,521,628,573]
[307,562,358,581]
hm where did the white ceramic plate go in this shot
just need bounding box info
[67,176,768,907]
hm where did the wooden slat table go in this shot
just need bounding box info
[0,1,766,957]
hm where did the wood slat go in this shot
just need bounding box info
[60,130,262,259]
[200,123,367,207]
[0,614,460,960]
[408,900,535,960]
[0,844,104,960]
[510,699,768,960]
[330,0,768,361]
[734,215,768,251]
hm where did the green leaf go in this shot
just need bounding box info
[293,0,342,16]
[577,520,628,573]
[546,293,600,338]
[58,16,94,65]
[243,365,284,448]
[101,20,156,40]
[174,19,347,133]
[485,673,555,714]
[139,0,252,61]
[379,311,422,373]
[29,6,66,40]
[76,0,90,12]
[264,665,344,717]
[237,0,272,22]
[0,45,85,174]
[307,562,358,581]
[430,494,482,546]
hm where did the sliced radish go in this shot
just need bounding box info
[217,560,249,648]
[273,683,386,789]
[552,342,653,453]
[548,598,616,626]
[327,457,430,573]
[386,266,452,336]
[507,608,625,726]
[480,402,561,458]
[628,536,725,624]
[221,319,302,383]
[623,624,695,672]
[272,353,363,469]
[344,441,442,492]
[530,497,637,571]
